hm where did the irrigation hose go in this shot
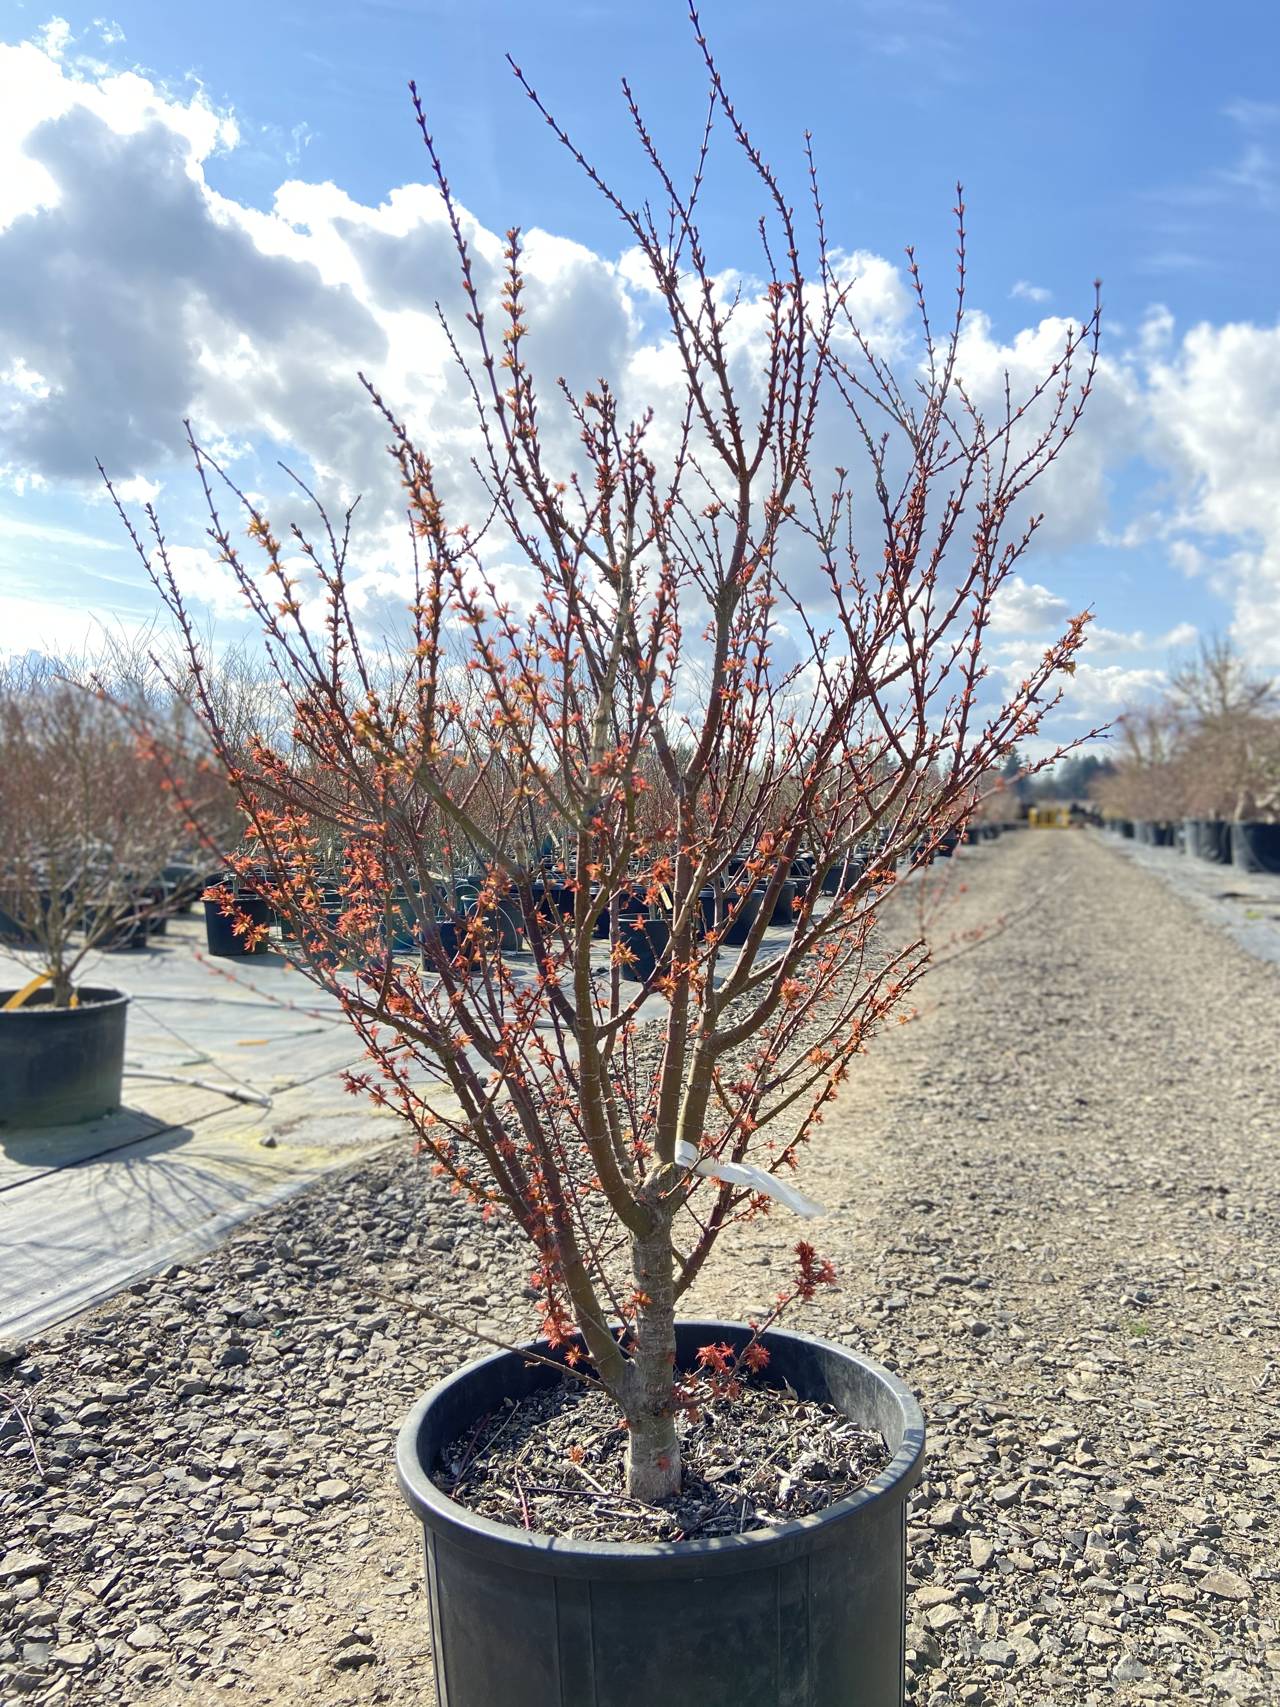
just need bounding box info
[121,1070,273,1110]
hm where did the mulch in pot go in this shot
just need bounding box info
[434,1373,888,1544]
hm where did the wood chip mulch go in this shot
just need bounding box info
[434,1374,889,1543]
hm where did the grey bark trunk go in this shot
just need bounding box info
[622,1210,681,1502]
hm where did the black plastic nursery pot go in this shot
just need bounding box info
[699,885,766,945]
[397,1320,926,1707]
[788,858,816,901]
[832,851,867,890]
[420,917,461,965]
[203,891,273,957]
[1229,820,1280,875]
[142,882,172,935]
[161,862,204,913]
[618,915,670,983]
[463,896,524,951]
[1186,818,1231,863]
[82,902,151,951]
[0,903,35,946]
[769,877,798,926]
[0,986,129,1128]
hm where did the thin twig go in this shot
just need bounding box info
[514,1469,532,1529]
[2,1391,46,1482]
[520,1480,665,1513]
[374,1289,604,1388]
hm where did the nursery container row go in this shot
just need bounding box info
[1105,817,1280,874]
[201,831,1004,974]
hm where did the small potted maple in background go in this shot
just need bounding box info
[0,653,204,1128]
[108,20,1097,1704]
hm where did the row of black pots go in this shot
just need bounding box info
[908,830,961,865]
[0,866,200,953]
[1112,817,1280,875]
[214,835,991,975]
[1131,820,1177,848]
[82,881,176,951]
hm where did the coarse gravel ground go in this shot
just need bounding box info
[1,826,1277,1706]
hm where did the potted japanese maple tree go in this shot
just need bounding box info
[0,657,196,1128]
[108,23,1097,1704]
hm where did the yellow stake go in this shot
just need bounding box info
[3,972,52,1011]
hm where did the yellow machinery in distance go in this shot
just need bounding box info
[1028,803,1075,829]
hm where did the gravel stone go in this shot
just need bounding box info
[53,1642,98,1669]
[1199,1568,1252,1601]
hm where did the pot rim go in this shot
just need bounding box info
[396,1318,925,1579]
[0,985,129,1016]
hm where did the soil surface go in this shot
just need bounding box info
[1,828,1278,1705]
[434,1373,888,1543]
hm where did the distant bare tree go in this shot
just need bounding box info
[1169,637,1280,820]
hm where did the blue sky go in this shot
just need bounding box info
[1,0,1278,739]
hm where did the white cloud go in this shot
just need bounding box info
[1146,319,1280,667]
[1060,662,1168,721]
[1010,279,1051,303]
[992,651,1167,724]
[1085,621,1197,655]
[1138,303,1175,355]
[1169,539,1205,578]
[0,589,150,656]
[0,508,123,550]
[989,574,1071,634]
[34,19,73,61]
[949,308,1142,554]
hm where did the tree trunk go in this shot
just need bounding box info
[622,1209,681,1502]
[625,1399,681,1503]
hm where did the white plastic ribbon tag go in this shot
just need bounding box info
[674,1140,826,1219]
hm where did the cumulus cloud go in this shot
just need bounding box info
[947,308,1142,555]
[0,25,1277,689]
[1085,621,1198,656]
[1146,318,1280,667]
[989,575,1072,634]
[991,650,1168,725]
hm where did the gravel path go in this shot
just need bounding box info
[1,829,1277,1705]
[1100,833,1280,971]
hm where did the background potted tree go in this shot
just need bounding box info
[1172,639,1280,871]
[0,653,202,1127]
[1095,639,1280,867]
[108,25,1098,1704]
